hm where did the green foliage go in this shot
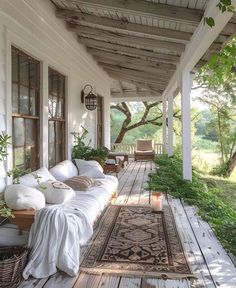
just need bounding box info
[210,163,228,177]
[0,132,13,222]
[0,132,11,161]
[71,127,108,164]
[149,155,236,255]
[204,1,234,27]
[7,167,22,184]
[0,200,14,224]
[193,135,218,151]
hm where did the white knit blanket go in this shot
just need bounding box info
[23,205,93,279]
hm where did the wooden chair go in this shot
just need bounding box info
[134,140,155,161]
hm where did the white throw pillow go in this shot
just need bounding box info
[49,160,78,182]
[19,167,56,188]
[75,159,105,178]
[37,180,75,204]
[4,184,45,210]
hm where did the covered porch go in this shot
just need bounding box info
[0,0,236,287]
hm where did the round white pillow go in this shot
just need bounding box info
[4,184,46,210]
[37,180,75,204]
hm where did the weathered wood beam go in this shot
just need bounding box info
[67,25,185,53]
[100,63,171,81]
[68,0,203,25]
[88,49,177,70]
[111,91,161,98]
[79,38,180,64]
[56,9,192,42]
[97,59,174,76]
[106,70,168,88]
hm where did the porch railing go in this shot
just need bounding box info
[111,143,164,155]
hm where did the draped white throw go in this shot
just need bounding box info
[23,205,93,279]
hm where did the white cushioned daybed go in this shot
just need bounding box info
[3,159,118,279]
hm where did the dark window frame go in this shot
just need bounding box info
[48,67,66,168]
[11,46,40,172]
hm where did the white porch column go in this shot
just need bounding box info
[162,99,167,151]
[180,70,192,181]
[168,93,173,157]
[40,61,49,167]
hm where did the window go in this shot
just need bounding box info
[48,68,66,168]
[11,47,40,172]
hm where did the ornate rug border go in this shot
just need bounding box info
[80,204,195,280]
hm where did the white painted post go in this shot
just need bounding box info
[162,99,167,151]
[40,61,49,168]
[180,70,192,181]
[168,93,173,157]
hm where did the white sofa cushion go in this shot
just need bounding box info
[37,180,75,204]
[19,167,56,188]
[49,160,78,182]
[75,159,105,178]
[4,184,45,210]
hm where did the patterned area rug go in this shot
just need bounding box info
[81,205,194,279]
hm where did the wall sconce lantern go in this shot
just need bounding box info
[81,84,97,111]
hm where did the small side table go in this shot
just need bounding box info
[103,162,122,177]
[10,209,35,235]
[108,152,129,167]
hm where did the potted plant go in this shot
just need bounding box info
[71,127,108,165]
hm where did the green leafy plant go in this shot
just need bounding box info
[0,132,11,161]
[0,132,14,222]
[149,155,236,255]
[0,200,14,225]
[7,167,22,184]
[71,127,108,164]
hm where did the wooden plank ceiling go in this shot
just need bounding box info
[51,0,236,101]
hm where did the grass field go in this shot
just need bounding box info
[192,150,236,210]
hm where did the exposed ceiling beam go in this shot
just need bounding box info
[56,9,192,43]
[88,49,177,70]
[111,91,161,98]
[68,0,203,25]
[111,95,162,102]
[79,38,180,64]
[97,59,174,76]
[106,70,168,88]
[67,25,186,53]
[101,63,171,80]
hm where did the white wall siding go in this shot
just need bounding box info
[0,0,112,192]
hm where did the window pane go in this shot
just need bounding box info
[13,118,25,147]
[12,50,18,82]
[56,144,62,163]
[20,85,29,114]
[56,121,62,142]
[52,72,58,96]
[12,83,18,113]
[30,88,37,116]
[48,144,55,168]
[26,119,35,146]
[14,147,24,167]
[48,121,55,144]
[19,54,29,86]
[29,61,37,88]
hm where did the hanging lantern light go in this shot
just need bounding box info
[81,84,97,111]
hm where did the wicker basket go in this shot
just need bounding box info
[0,246,28,288]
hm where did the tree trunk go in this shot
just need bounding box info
[224,151,236,177]
[115,128,127,143]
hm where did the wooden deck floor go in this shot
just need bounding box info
[19,161,236,288]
